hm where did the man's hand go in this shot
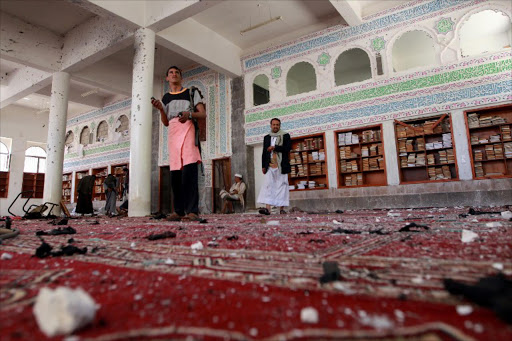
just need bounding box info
[151,98,163,111]
[232,190,238,194]
[178,112,189,123]
[262,168,267,174]
[267,146,275,152]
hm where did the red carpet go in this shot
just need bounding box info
[1,207,511,340]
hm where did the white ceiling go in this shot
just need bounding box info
[0,0,411,119]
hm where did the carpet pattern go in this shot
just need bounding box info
[1,207,511,340]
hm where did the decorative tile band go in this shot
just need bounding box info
[63,150,130,170]
[246,80,512,142]
[183,65,210,79]
[67,99,131,126]
[246,57,512,124]
[243,0,480,70]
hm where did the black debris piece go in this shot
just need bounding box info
[398,222,429,232]
[36,226,76,236]
[150,213,167,220]
[146,231,177,241]
[320,261,341,284]
[34,241,53,258]
[369,229,389,235]
[458,213,468,218]
[68,238,75,243]
[335,210,344,214]
[226,235,239,241]
[468,208,497,215]
[216,226,225,229]
[444,274,512,324]
[199,219,208,224]
[48,218,69,225]
[308,239,325,243]
[331,228,361,234]
[1,216,12,229]
[297,231,313,235]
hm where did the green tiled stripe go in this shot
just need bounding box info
[64,141,130,160]
[246,59,512,123]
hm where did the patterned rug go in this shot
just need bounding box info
[1,207,511,341]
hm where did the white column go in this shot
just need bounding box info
[383,120,400,185]
[324,130,338,188]
[43,71,70,213]
[128,28,155,216]
[450,110,473,180]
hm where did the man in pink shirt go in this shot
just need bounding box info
[151,66,206,221]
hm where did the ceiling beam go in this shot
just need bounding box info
[71,59,133,97]
[0,67,52,109]
[61,15,134,72]
[83,0,145,28]
[157,19,242,78]
[0,11,63,72]
[36,86,104,109]
[146,0,224,32]
[329,0,363,26]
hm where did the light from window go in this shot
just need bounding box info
[0,142,9,172]
[116,115,129,137]
[253,74,270,106]
[460,10,511,58]
[392,30,437,72]
[334,49,372,86]
[24,146,46,173]
[286,62,317,96]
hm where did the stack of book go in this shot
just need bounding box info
[290,165,297,177]
[447,149,455,163]
[474,149,484,161]
[318,150,325,160]
[416,153,426,166]
[504,142,512,158]
[406,139,414,152]
[407,154,416,167]
[338,132,359,145]
[361,146,369,157]
[290,152,301,165]
[339,146,352,159]
[400,156,408,168]
[308,181,316,189]
[427,153,435,165]
[439,150,447,164]
[489,135,501,143]
[369,157,379,170]
[442,165,452,179]
[494,144,504,159]
[442,133,452,147]
[361,130,381,142]
[468,113,480,128]
[398,139,407,153]
[479,116,493,127]
[474,162,484,177]
[321,163,327,174]
[378,158,385,169]
[502,125,511,140]
[344,173,363,186]
[349,160,359,172]
[310,163,323,175]
[297,164,307,176]
[396,126,407,138]
[370,143,380,156]
[485,145,496,160]
[491,116,506,125]
[362,158,369,171]
[417,138,425,151]
[470,134,479,145]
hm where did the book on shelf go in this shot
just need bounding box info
[468,113,479,128]
[474,162,484,177]
[504,142,512,158]
[502,125,511,140]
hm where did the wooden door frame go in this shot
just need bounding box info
[212,157,231,213]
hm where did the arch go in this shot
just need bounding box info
[286,61,317,96]
[0,141,9,172]
[459,9,511,58]
[80,126,90,146]
[24,146,46,173]
[115,115,129,137]
[253,74,270,106]
[391,30,438,72]
[334,48,372,86]
[96,120,109,142]
[65,130,74,153]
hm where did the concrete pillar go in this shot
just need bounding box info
[383,120,400,185]
[43,71,70,213]
[128,27,155,216]
[324,130,338,188]
[451,110,473,180]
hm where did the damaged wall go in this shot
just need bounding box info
[242,0,512,210]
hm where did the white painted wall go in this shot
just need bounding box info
[0,105,49,216]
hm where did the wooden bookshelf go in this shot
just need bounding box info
[74,170,89,202]
[0,171,9,198]
[62,173,72,203]
[465,105,512,179]
[92,167,108,201]
[395,114,458,183]
[112,163,128,200]
[335,125,387,187]
[288,133,328,191]
[21,173,45,198]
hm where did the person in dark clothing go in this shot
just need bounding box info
[76,175,96,215]
[103,174,117,216]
